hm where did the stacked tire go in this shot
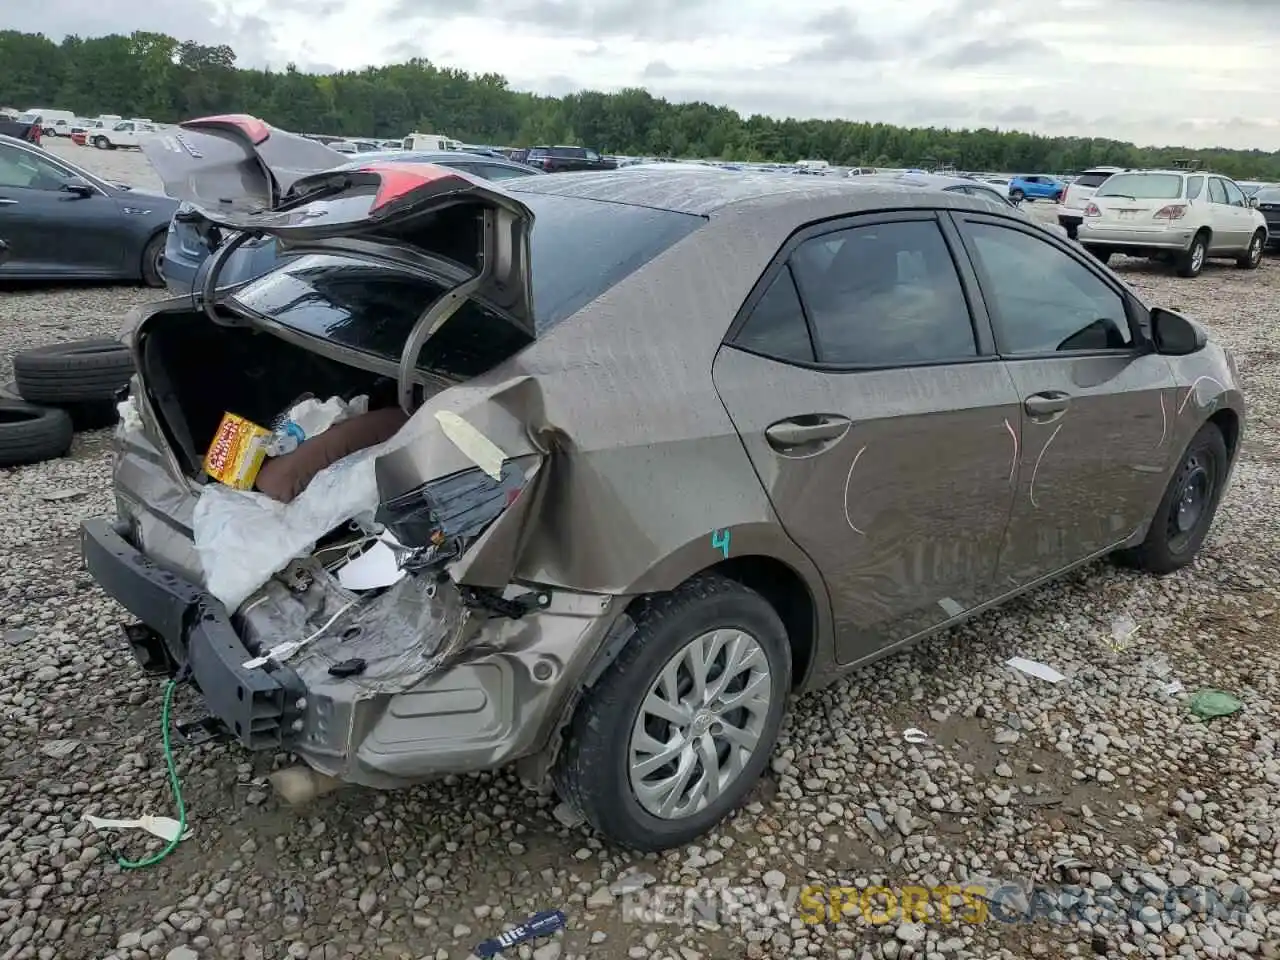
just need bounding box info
[0,339,134,468]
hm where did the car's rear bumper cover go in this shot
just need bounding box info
[84,473,620,789]
[1077,223,1196,250]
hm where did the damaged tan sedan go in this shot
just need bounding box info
[84,116,1245,851]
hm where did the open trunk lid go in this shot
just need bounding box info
[212,162,537,338]
[141,114,347,213]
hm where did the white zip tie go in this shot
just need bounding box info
[243,598,358,670]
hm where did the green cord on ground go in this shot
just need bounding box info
[115,677,187,869]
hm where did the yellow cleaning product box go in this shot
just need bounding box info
[204,412,271,490]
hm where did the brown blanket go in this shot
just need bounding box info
[255,406,410,504]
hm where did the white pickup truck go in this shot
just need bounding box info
[89,119,159,150]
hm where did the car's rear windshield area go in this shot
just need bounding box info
[228,193,704,374]
[1075,171,1118,188]
[1095,173,1184,200]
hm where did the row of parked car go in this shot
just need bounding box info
[0,116,1275,286]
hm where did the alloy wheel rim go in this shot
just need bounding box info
[1251,236,1262,264]
[1191,243,1205,271]
[628,628,772,820]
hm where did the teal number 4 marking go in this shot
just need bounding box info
[711,528,731,559]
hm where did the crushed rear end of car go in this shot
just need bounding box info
[82,153,624,793]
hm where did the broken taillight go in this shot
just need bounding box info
[1153,204,1188,220]
[375,463,528,568]
[360,163,462,213]
[1084,202,1101,217]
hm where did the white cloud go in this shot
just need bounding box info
[10,0,1280,149]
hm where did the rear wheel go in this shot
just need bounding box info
[1115,422,1228,575]
[1236,230,1264,269]
[1176,231,1208,278]
[141,233,166,287]
[555,574,791,851]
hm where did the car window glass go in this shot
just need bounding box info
[733,267,814,363]
[1208,178,1228,204]
[585,150,600,161]
[1222,179,1246,207]
[1186,175,1204,200]
[965,222,1131,354]
[0,144,73,191]
[476,163,534,181]
[789,219,976,366]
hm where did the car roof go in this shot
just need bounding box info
[505,167,1007,218]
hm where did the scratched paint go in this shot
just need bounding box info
[1177,375,1227,416]
[1028,424,1064,509]
[1157,391,1168,447]
[841,445,869,535]
[1002,418,1019,483]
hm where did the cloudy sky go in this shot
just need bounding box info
[7,0,1280,150]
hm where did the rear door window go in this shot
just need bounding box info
[1187,175,1205,200]
[788,218,978,366]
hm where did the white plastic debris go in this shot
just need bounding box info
[1109,615,1140,651]
[902,728,930,744]
[117,396,143,434]
[83,814,192,843]
[337,539,406,591]
[193,427,414,610]
[1006,657,1066,684]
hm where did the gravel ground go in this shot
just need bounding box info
[1,144,1278,960]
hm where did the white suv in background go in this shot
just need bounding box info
[1077,170,1267,278]
[1058,166,1128,238]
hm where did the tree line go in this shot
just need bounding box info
[3,29,1279,179]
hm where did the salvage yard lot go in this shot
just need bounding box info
[1,144,1278,960]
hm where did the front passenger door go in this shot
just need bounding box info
[952,213,1175,589]
[712,212,1022,664]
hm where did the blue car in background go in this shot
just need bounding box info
[1008,174,1066,203]
[159,149,544,300]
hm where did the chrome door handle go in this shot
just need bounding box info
[0,199,18,206]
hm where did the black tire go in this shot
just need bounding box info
[1084,244,1112,265]
[1176,231,1209,278]
[92,136,107,149]
[554,573,792,851]
[14,338,134,404]
[1236,230,1264,270]
[141,232,166,287]
[1115,422,1228,575]
[0,400,73,467]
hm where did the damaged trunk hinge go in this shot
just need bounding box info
[395,209,497,415]
[457,585,550,619]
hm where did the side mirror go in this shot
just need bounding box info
[1151,307,1207,356]
[1248,196,1260,208]
[61,178,94,198]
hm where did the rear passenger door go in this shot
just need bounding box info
[950,212,1175,588]
[712,211,1023,665]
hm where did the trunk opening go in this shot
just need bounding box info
[138,310,398,478]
